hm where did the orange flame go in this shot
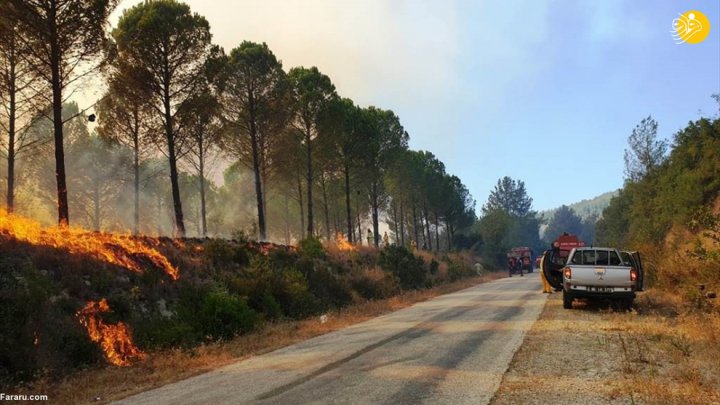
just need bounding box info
[335,233,356,251]
[76,299,145,366]
[0,210,179,367]
[0,210,178,280]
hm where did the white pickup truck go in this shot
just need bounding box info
[561,247,640,310]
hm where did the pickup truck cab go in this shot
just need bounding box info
[562,247,639,310]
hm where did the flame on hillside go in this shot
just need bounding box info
[77,299,145,366]
[335,233,356,251]
[0,210,180,367]
[0,210,179,280]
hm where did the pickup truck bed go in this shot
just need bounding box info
[562,247,638,310]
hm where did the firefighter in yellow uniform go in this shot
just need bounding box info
[539,251,553,293]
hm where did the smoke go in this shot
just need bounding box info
[0,103,311,240]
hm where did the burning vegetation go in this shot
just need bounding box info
[334,233,356,252]
[0,209,179,280]
[76,299,145,367]
[0,209,179,368]
[0,208,483,384]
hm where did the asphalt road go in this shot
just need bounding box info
[115,272,546,405]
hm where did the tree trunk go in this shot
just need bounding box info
[356,195,362,245]
[199,142,207,237]
[305,123,314,237]
[344,164,352,243]
[434,211,440,252]
[5,36,16,213]
[446,221,453,251]
[297,173,305,238]
[157,192,163,235]
[412,203,419,247]
[321,173,330,240]
[392,201,399,244]
[371,182,380,247]
[399,201,405,246]
[249,94,266,241]
[49,10,69,226]
[93,182,100,231]
[132,114,140,235]
[163,83,185,237]
[423,204,432,251]
[6,79,15,213]
[284,193,290,245]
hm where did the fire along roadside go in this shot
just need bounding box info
[0,393,49,401]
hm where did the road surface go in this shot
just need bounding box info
[115,272,546,405]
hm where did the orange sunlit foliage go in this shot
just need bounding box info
[0,209,179,280]
[335,233,356,251]
[76,299,145,366]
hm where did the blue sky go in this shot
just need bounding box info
[107,0,720,212]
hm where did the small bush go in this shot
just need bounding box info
[298,237,326,259]
[378,245,427,290]
[268,248,299,272]
[133,315,196,349]
[257,293,282,320]
[308,267,354,308]
[203,239,249,269]
[430,259,439,275]
[447,262,475,281]
[350,272,399,300]
[196,291,257,340]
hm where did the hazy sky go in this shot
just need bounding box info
[102,0,720,211]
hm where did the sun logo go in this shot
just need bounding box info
[671,10,711,44]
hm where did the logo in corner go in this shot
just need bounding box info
[672,10,711,44]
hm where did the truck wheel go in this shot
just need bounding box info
[563,291,573,309]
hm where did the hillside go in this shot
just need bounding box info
[0,210,484,385]
[539,190,618,222]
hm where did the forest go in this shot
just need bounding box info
[596,109,720,300]
[0,0,477,250]
[0,0,502,386]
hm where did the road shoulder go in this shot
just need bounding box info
[491,293,637,404]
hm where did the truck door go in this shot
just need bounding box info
[542,250,564,291]
[631,251,644,291]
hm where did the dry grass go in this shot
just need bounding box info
[16,272,503,405]
[609,292,720,404]
[493,289,720,405]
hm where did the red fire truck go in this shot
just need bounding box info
[507,247,533,276]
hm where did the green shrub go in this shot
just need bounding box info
[203,239,249,269]
[268,248,299,272]
[430,259,440,275]
[298,237,326,259]
[308,267,354,309]
[196,291,257,340]
[350,273,399,300]
[133,315,197,348]
[378,245,427,290]
[275,269,321,318]
[448,262,475,281]
[259,293,282,320]
[295,256,315,277]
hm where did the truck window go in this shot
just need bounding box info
[570,251,582,264]
[596,250,609,265]
[619,251,632,266]
[582,250,596,265]
[609,251,621,266]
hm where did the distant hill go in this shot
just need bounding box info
[539,190,619,222]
